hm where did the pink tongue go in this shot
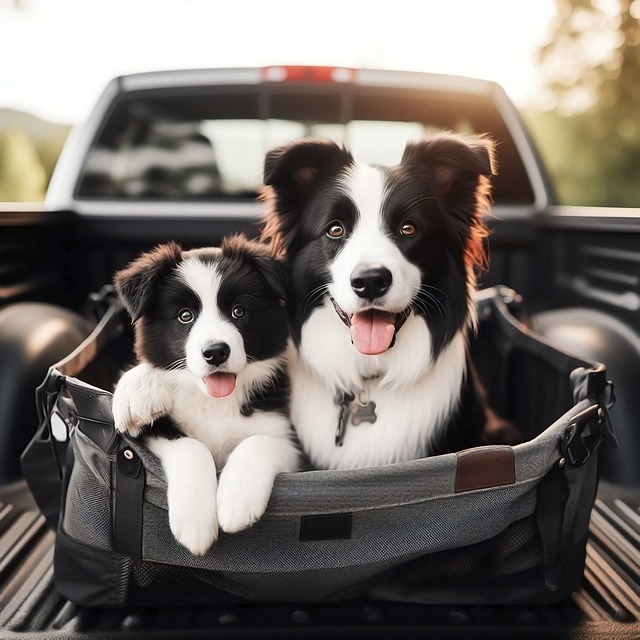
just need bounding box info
[350,310,396,355]
[203,373,236,398]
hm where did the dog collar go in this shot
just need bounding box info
[329,297,412,349]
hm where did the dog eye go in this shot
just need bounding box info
[231,305,245,319]
[326,222,345,239]
[178,308,194,324]
[399,221,418,237]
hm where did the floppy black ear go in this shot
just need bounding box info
[401,132,496,196]
[262,138,353,256]
[220,235,288,302]
[114,242,183,322]
[264,137,353,199]
[252,253,289,303]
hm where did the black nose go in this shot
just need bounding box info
[350,265,392,300]
[201,342,230,366]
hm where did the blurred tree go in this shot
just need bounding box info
[0,0,26,9]
[36,132,70,189]
[527,0,640,206]
[0,127,47,201]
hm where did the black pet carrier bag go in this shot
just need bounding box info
[21,285,616,608]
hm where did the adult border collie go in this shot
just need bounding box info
[262,132,496,470]
[111,236,300,555]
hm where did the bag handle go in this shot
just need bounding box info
[22,287,128,527]
[56,285,126,378]
[34,286,127,472]
[29,287,147,555]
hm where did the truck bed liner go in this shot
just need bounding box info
[1,482,638,639]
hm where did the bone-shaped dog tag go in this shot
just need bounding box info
[350,401,377,426]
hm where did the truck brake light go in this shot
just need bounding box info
[262,66,355,84]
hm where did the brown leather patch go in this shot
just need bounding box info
[455,446,515,493]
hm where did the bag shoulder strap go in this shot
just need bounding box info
[23,287,127,525]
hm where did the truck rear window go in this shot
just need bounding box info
[76,89,534,204]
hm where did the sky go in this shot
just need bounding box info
[0,0,557,125]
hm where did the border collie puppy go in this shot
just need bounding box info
[262,132,496,470]
[111,236,300,556]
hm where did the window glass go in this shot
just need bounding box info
[76,90,534,204]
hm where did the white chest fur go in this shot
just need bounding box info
[112,363,292,469]
[165,376,289,467]
[291,301,467,469]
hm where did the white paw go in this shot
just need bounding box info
[150,436,219,556]
[169,493,219,556]
[112,363,172,437]
[217,465,273,534]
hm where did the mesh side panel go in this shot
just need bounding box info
[127,514,551,605]
[366,513,553,604]
[130,562,240,607]
[133,562,158,589]
[61,429,114,550]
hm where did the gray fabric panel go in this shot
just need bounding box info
[271,456,456,513]
[132,440,460,515]
[141,481,537,576]
[62,428,116,551]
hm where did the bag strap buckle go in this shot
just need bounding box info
[561,380,616,468]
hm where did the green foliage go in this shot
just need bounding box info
[0,127,47,201]
[525,107,640,206]
[0,109,70,202]
[533,0,640,206]
[35,131,70,190]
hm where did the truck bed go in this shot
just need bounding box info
[1,482,637,640]
[2,66,640,640]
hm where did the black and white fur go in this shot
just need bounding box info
[262,132,496,470]
[111,236,300,556]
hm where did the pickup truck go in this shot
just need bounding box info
[0,66,638,639]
